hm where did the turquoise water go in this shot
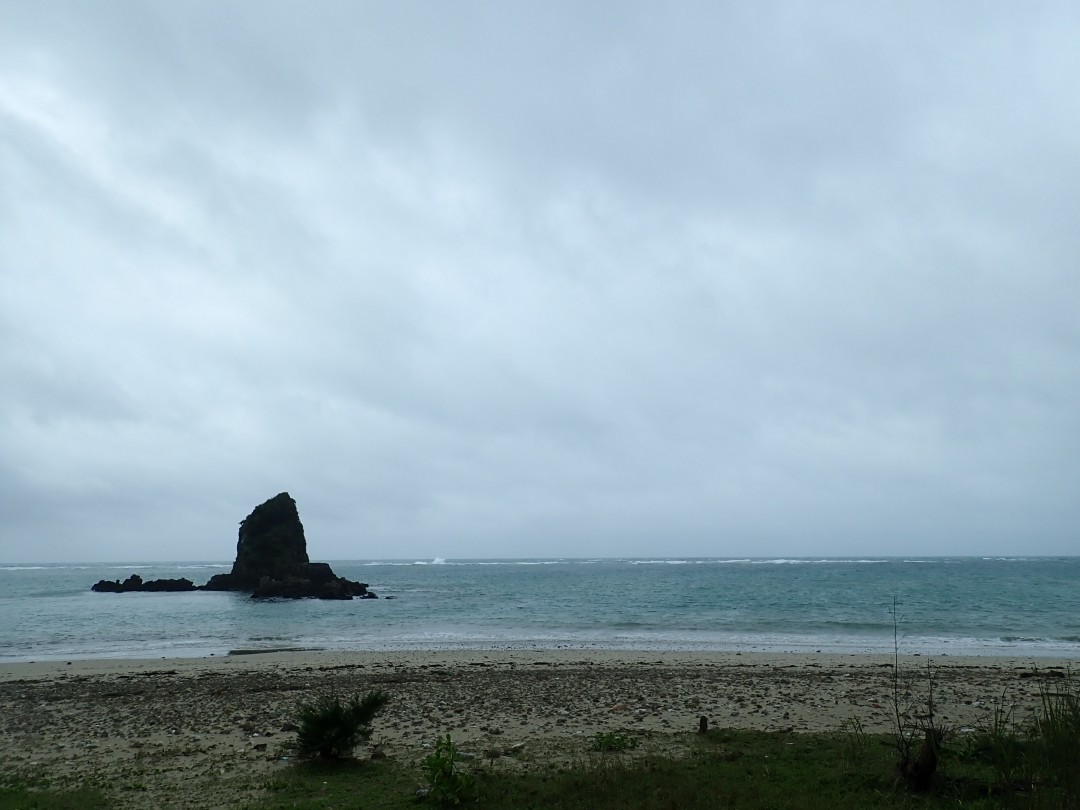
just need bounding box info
[2,558,1078,661]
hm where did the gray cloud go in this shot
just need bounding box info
[2,1,1078,562]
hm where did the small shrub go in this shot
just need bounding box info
[292,690,389,761]
[422,733,476,806]
[590,731,638,752]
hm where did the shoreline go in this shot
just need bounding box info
[3,647,1078,681]
[5,637,1080,666]
[2,649,1076,807]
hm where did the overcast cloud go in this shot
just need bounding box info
[2,1,1078,563]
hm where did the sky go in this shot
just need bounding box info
[2,2,1078,563]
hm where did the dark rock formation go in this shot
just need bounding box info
[250,574,372,600]
[202,492,376,600]
[91,574,197,593]
[203,492,309,591]
[91,492,379,600]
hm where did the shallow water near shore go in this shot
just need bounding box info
[2,557,1079,661]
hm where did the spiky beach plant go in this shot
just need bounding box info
[293,689,390,760]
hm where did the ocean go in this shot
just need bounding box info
[2,557,1079,662]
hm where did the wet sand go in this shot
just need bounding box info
[1,650,1073,808]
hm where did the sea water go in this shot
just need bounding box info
[2,558,1079,662]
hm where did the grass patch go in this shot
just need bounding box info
[589,731,639,752]
[247,729,1048,809]
[249,759,418,810]
[958,668,1080,808]
[0,773,110,810]
[1031,668,1080,804]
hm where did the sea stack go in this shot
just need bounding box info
[203,492,377,600]
[208,492,311,590]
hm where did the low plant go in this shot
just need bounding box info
[840,716,869,763]
[887,597,947,791]
[290,689,389,761]
[590,731,639,752]
[960,684,1029,791]
[1031,667,1080,804]
[422,733,476,806]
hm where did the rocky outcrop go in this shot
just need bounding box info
[91,492,378,600]
[250,567,376,600]
[91,574,197,593]
[246,568,377,601]
[201,492,376,600]
[203,492,310,591]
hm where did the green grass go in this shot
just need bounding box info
[1032,670,1080,805]
[245,729,1056,810]
[0,773,110,810]
[250,759,419,810]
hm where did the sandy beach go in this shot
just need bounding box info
[1,650,1074,808]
